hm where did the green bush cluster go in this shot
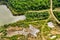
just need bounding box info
[53,11,60,21]
[53,0,60,8]
[8,0,50,12]
[0,26,7,36]
[25,12,49,21]
[9,21,29,28]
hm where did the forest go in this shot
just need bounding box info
[53,0,60,8]
[25,12,49,21]
[8,0,50,12]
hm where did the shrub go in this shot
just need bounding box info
[53,0,60,8]
[25,12,49,21]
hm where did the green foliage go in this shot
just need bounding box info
[9,35,26,40]
[53,0,60,8]
[0,26,7,36]
[8,20,29,28]
[6,20,46,28]
[8,0,50,12]
[53,11,60,21]
[56,34,60,38]
[0,26,6,32]
[25,12,49,21]
[43,25,51,35]
[10,36,18,40]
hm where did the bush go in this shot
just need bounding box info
[53,0,60,8]
[25,12,49,21]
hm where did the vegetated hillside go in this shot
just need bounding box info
[8,0,50,12]
[53,11,60,21]
[53,0,60,8]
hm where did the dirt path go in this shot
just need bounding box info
[50,0,60,24]
[28,9,49,12]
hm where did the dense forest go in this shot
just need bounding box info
[25,12,49,21]
[8,0,50,12]
[53,0,60,8]
[0,0,60,11]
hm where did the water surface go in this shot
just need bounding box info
[0,5,26,26]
